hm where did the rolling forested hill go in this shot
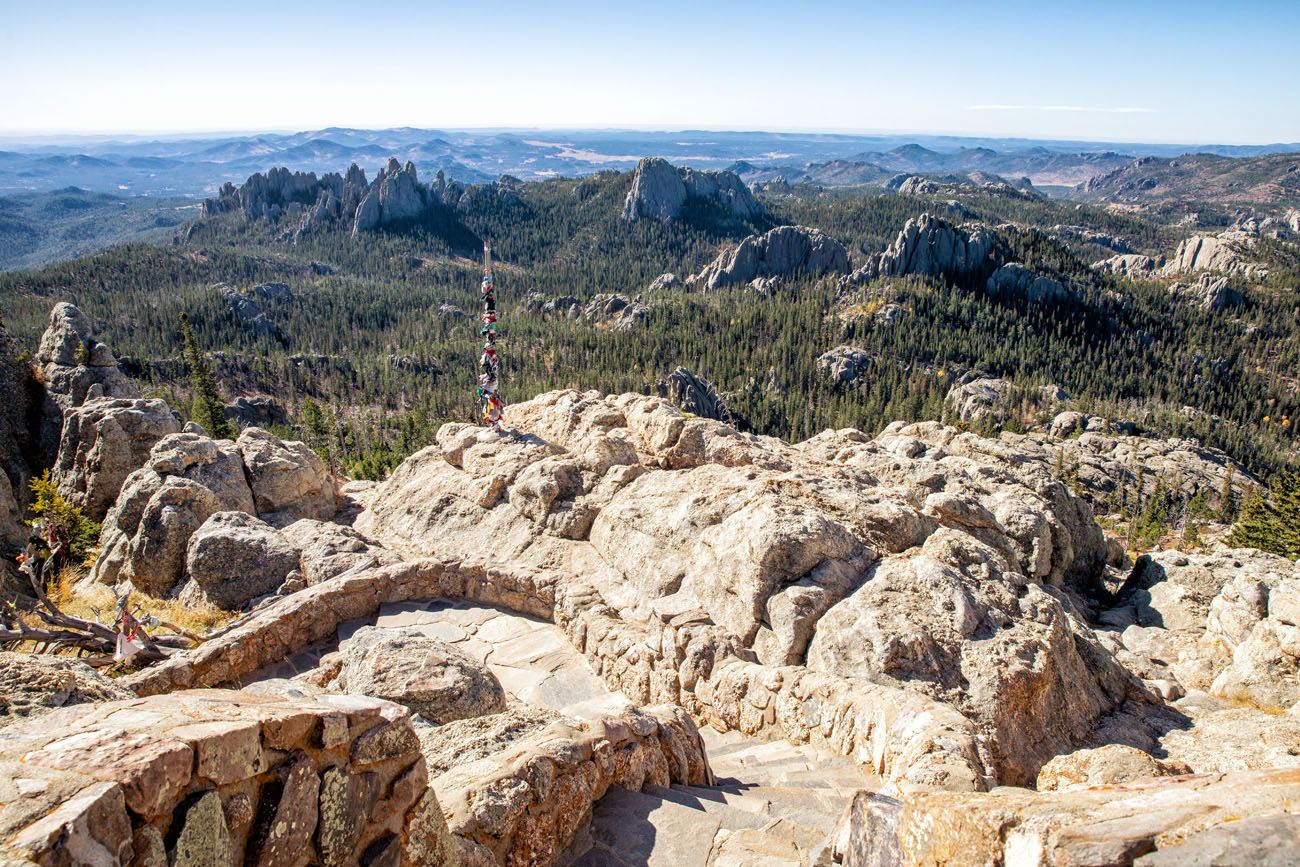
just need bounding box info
[0,161,1297,485]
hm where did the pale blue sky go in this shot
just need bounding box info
[2,0,1297,143]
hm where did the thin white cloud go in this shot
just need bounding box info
[967,104,1154,114]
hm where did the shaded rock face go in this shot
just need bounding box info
[337,626,507,723]
[92,428,338,600]
[621,157,760,224]
[358,389,1134,785]
[654,367,732,423]
[0,319,43,559]
[222,286,280,338]
[36,302,138,411]
[179,511,302,609]
[224,395,288,430]
[52,397,181,521]
[986,262,1071,303]
[1171,272,1243,310]
[817,345,872,386]
[842,213,1002,288]
[0,652,132,726]
[690,225,850,290]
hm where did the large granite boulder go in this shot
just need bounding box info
[1093,253,1160,277]
[179,511,302,609]
[52,397,181,521]
[279,519,397,584]
[358,389,1138,785]
[1162,232,1263,278]
[986,262,1071,303]
[0,652,132,726]
[690,225,850,290]
[236,427,338,525]
[1035,744,1190,791]
[336,626,507,723]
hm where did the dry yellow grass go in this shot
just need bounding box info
[45,567,236,638]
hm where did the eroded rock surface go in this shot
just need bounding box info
[0,652,132,726]
[356,389,1145,785]
[690,225,850,290]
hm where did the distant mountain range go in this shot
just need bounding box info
[2,127,1299,198]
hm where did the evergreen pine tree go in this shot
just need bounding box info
[1228,473,1300,558]
[179,313,235,439]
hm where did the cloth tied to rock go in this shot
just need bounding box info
[477,242,505,429]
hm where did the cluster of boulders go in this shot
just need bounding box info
[687,225,850,290]
[943,373,1068,423]
[620,157,761,225]
[1105,548,1300,715]
[86,427,381,608]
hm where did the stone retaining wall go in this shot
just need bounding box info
[0,689,455,866]
[435,703,711,866]
[126,557,989,792]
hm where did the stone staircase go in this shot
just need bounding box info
[248,598,879,866]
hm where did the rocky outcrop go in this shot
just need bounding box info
[944,375,1066,423]
[0,690,451,867]
[986,262,1072,303]
[124,557,988,794]
[352,158,427,235]
[621,158,760,225]
[345,390,1143,785]
[1094,253,1161,277]
[1171,272,1244,310]
[1051,225,1135,253]
[817,345,872,386]
[0,652,132,726]
[580,294,648,331]
[35,302,138,411]
[52,397,181,521]
[653,367,731,423]
[279,519,397,584]
[841,214,1002,288]
[221,285,280,338]
[92,427,338,600]
[337,626,507,723]
[178,511,302,609]
[689,225,850,290]
[433,702,710,866]
[1162,232,1264,278]
[646,272,681,292]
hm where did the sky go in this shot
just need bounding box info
[2,0,1298,144]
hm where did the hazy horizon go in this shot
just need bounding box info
[3,0,1298,144]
